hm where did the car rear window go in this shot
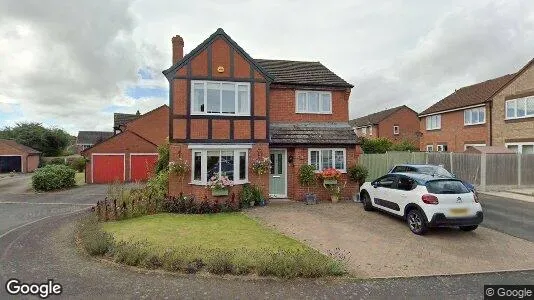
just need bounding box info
[425,180,470,194]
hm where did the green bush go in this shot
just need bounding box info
[239,183,254,207]
[68,157,86,172]
[145,170,169,201]
[47,157,67,166]
[77,215,114,256]
[32,164,76,191]
[360,137,393,154]
[299,165,316,193]
[348,164,369,185]
[154,141,170,174]
[391,139,418,151]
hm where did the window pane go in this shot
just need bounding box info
[220,150,234,180]
[297,93,306,112]
[206,83,220,113]
[426,117,431,129]
[239,152,246,180]
[221,83,235,114]
[310,151,319,170]
[207,150,220,181]
[321,150,333,169]
[334,150,344,170]
[527,97,534,116]
[320,93,331,112]
[472,109,479,123]
[436,115,441,128]
[277,154,283,175]
[193,152,202,181]
[238,85,249,114]
[464,110,470,124]
[270,154,275,174]
[507,145,519,153]
[308,92,319,112]
[517,98,526,117]
[479,108,485,123]
[193,83,204,112]
[506,100,516,118]
[523,145,534,154]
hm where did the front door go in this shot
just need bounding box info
[269,150,286,198]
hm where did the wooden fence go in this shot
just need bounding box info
[358,151,534,190]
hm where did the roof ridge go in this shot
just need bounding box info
[455,73,516,91]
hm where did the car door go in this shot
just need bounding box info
[371,174,398,211]
[387,175,417,216]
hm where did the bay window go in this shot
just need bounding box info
[296,91,332,114]
[190,148,248,184]
[308,148,346,172]
[191,81,250,115]
[506,96,534,119]
[464,107,485,125]
[426,114,441,130]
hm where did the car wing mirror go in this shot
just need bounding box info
[372,182,378,188]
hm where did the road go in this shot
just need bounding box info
[480,193,534,242]
[0,184,532,298]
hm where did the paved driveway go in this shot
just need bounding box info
[0,173,32,194]
[247,201,534,278]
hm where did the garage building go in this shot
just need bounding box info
[82,105,168,184]
[0,139,41,173]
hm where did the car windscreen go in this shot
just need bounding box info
[425,180,470,194]
[417,166,453,178]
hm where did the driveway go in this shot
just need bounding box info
[0,173,32,194]
[246,201,534,278]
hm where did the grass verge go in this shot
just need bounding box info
[79,213,346,278]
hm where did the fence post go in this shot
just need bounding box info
[425,152,429,164]
[480,153,487,192]
[449,152,454,174]
[517,153,522,187]
[386,152,390,170]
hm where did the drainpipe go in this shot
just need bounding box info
[488,102,492,146]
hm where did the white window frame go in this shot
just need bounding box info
[506,96,534,120]
[361,127,367,134]
[426,114,441,130]
[307,148,346,172]
[464,143,486,150]
[368,126,373,136]
[190,149,248,185]
[190,80,250,116]
[436,144,447,152]
[393,125,399,135]
[464,106,486,125]
[426,145,434,152]
[505,142,534,154]
[295,90,332,114]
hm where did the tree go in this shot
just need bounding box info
[0,122,71,156]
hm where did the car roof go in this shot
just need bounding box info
[389,172,459,184]
[393,164,439,168]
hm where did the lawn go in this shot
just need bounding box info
[103,213,309,252]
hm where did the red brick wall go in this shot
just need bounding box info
[125,106,169,146]
[84,131,157,183]
[269,86,350,123]
[27,155,39,172]
[377,107,420,144]
[168,143,269,201]
[419,105,490,152]
[287,146,361,201]
[0,142,38,173]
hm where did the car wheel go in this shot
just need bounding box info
[406,209,428,235]
[361,191,373,211]
[459,225,478,232]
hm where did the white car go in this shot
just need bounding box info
[359,172,483,235]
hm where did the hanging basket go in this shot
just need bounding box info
[211,188,229,196]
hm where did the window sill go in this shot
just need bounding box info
[463,123,486,127]
[295,111,332,115]
[313,170,347,174]
[505,116,534,123]
[426,128,441,131]
[190,113,251,117]
[189,181,249,186]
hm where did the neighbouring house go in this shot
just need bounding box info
[419,57,534,153]
[162,28,359,201]
[0,139,41,173]
[114,111,141,134]
[464,146,515,154]
[76,131,114,154]
[82,105,169,183]
[349,105,420,144]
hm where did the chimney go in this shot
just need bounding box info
[172,35,184,64]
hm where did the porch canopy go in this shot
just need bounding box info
[269,122,358,146]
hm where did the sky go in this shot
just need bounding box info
[0,0,533,135]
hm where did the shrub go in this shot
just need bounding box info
[77,215,114,256]
[238,184,254,207]
[205,250,234,274]
[348,164,369,185]
[68,157,86,172]
[112,241,151,266]
[47,157,67,165]
[154,140,170,174]
[391,139,418,151]
[145,170,169,201]
[360,137,393,154]
[32,164,76,191]
[299,165,317,194]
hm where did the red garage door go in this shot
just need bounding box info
[92,154,125,184]
[130,154,158,182]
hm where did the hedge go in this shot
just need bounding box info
[32,164,76,191]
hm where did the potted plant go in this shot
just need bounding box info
[251,157,271,175]
[299,165,317,205]
[348,164,369,202]
[324,181,347,203]
[320,168,341,185]
[207,173,233,196]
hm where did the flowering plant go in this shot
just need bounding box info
[207,173,234,190]
[169,157,190,176]
[319,168,341,180]
[251,157,271,175]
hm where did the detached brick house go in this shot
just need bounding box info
[162,28,359,201]
[349,105,420,144]
[419,57,534,153]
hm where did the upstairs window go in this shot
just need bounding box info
[506,96,534,119]
[368,126,373,136]
[362,127,367,134]
[464,107,485,125]
[191,81,250,116]
[426,114,441,130]
[296,91,332,114]
[393,125,399,135]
